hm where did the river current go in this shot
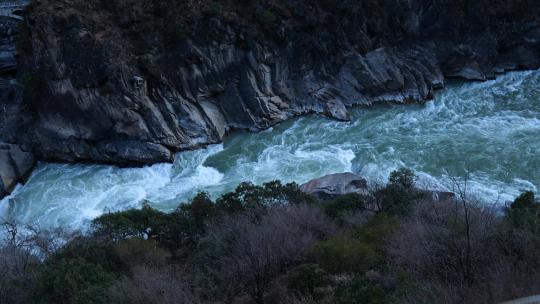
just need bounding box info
[1,70,539,230]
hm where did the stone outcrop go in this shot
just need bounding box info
[300,173,369,199]
[0,143,34,197]
[301,172,457,203]
[2,0,540,167]
[0,14,34,198]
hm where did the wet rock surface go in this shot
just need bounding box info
[3,0,540,167]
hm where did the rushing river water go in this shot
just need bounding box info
[1,70,539,230]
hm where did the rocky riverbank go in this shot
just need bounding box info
[0,14,34,196]
[1,0,540,197]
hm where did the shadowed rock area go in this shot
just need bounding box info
[0,142,33,196]
[3,0,540,167]
[0,3,33,197]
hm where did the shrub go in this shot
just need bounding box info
[287,264,330,297]
[113,238,171,269]
[92,204,169,242]
[33,257,116,304]
[0,246,38,304]
[311,214,396,274]
[54,238,126,274]
[201,204,334,304]
[161,18,187,45]
[498,192,540,272]
[311,233,380,275]
[215,181,314,213]
[257,10,277,25]
[108,265,196,304]
[207,2,223,16]
[177,192,216,233]
[20,72,44,101]
[507,191,540,234]
[323,193,367,220]
[389,168,415,190]
[374,168,420,216]
[387,198,501,299]
[334,275,385,304]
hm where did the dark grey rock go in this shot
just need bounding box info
[423,190,456,203]
[1,0,539,166]
[0,50,16,74]
[0,143,34,196]
[300,173,369,199]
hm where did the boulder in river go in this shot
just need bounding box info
[300,173,369,199]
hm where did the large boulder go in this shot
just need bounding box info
[300,173,369,199]
[0,143,35,197]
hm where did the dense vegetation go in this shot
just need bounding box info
[1,169,540,304]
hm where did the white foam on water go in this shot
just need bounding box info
[0,183,23,220]
[224,142,356,187]
[436,173,537,205]
[2,69,540,230]
[146,145,225,209]
[2,161,174,230]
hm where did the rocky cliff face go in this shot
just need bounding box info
[5,0,540,166]
[0,14,34,196]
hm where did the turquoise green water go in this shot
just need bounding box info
[1,70,539,229]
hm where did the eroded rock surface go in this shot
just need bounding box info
[0,142,34,197]
[4,0,540,166]
[0,14,35,198]
[300,173,369,199]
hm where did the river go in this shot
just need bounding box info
[1,70,539,230]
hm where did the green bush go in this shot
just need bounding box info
[324,193,367,220]
[20,72,44,101]
[511,191,537,209]
[312,233,380,274]
[207,2,223,15]
[311,214,396,274]
[178,192,216,232]
[334,275,385,304]
[375,168,420,216]
[288,264,330,296]
[162,18,187,45]
[114,238,171,269]
[91,184,313,254]
[507,191,540,234]
[33,257,116,304]
[55,239,126,274]
[388,168,415,190]
[257,10,277,25]
[92,204,169,242]
[215,181,314,213]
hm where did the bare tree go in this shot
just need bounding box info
[109,265,197,304]
[0,245,39,304]
[1,218,77,258]
[0,220,40,304]
[387,176,501,302]
[201,204,336,304]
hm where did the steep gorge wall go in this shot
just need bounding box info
[0,11,34,196]
[6,0,540,166]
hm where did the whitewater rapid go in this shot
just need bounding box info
[1,70,539,230]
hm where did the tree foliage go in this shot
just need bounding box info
[1,171,540,304]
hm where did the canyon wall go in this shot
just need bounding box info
[1,0,540,177]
